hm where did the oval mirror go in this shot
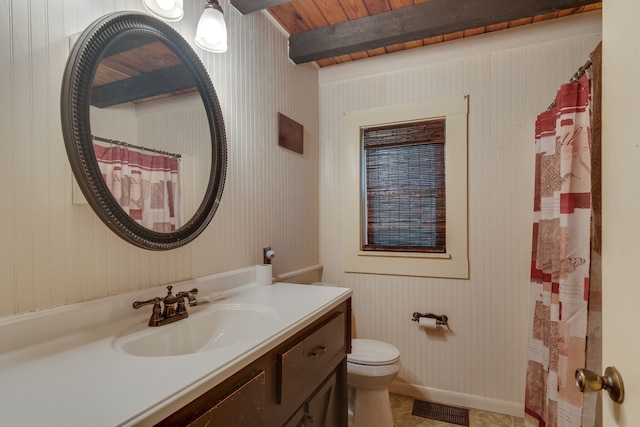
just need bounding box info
[61,12,227,250]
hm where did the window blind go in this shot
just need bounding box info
[362,119,446,252]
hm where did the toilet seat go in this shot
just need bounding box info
[348,339,400,366]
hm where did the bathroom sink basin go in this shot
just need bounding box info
[114,304,278,357]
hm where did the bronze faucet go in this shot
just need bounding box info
[133,286,199,327]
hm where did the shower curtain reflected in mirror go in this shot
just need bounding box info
[525,42,602,427]
[94,143,181,232]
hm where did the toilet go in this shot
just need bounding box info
[347,338,401,427]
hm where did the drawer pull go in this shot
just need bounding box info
[309,346,327,358]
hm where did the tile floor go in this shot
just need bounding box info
[390,393,525,427]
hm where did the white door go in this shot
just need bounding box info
[601,1,640,425]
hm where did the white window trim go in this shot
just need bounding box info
[342,96,469,279]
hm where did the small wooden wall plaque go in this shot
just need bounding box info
[278,113,304,154]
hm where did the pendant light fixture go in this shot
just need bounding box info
[195,0,228,53]
[142,0,184,22]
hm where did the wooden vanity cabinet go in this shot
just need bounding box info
[156,298,351,427]
[283,367,343,427]
[184,370,266,427]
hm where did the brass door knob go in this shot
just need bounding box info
[575,366,624,403]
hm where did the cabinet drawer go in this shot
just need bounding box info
[278,312,346,404]
[188,370,265,427]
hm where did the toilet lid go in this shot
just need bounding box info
[348,339,400,366]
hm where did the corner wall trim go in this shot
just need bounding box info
[275,264,323,282]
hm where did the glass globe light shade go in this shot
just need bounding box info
[142,0,184,22]
[195,6,228,53]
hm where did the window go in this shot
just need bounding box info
[342,96,469,279]
[362,119,446,253]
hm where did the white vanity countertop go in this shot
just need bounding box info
[0,278,351,426]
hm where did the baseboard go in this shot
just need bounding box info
[389,382,524,418]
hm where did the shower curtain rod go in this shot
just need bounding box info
[546,56,594,111]
[91,135,181,159]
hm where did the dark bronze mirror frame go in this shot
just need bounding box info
[61,12,227,250]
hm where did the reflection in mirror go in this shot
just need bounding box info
[89,36,211,231]
[61,12,227,250]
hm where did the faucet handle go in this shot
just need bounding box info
[133,296,161,309]
[176,288,198,298]
[133,297,164,326]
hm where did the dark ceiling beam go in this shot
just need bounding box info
[230,0,290,15]
[91,64,195,108]
[288,0,600,64]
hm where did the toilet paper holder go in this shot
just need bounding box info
[411,312,448,326]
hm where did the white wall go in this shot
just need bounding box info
[318,12,602,414]
[0,0,319,317]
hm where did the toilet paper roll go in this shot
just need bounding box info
[255,264,273,286]
[418,317,438,329]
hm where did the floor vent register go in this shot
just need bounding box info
[411,399,470,426]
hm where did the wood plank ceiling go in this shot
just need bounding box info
[92,40,197,106]
[231,0,602,67]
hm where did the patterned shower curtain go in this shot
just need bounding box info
[524,73,595,427]
[94,144,181,232]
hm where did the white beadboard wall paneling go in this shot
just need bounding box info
[31,0,49,311]
[0,0,16,316]
[12,0,35,314]
[47,0,69,310]
[318,13,601,411]
[1,0,319,317]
